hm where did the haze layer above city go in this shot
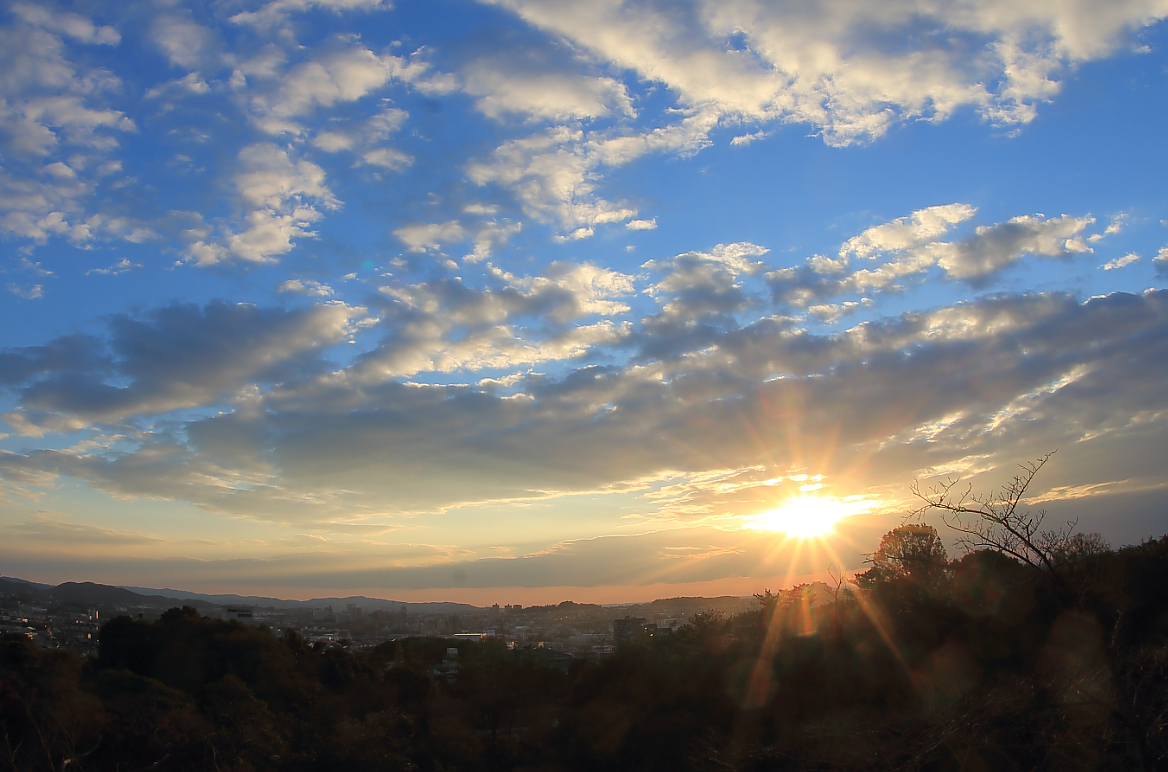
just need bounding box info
[1,0,1166,604]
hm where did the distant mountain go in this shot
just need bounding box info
[122,586,483,614]
[0,578,218,610]
[3,575,760,616]
[0,576,49,598]
[48,582,215,610]
[0,576,52,590]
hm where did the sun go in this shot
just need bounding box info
[744,495,867,539]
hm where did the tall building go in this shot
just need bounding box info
[613,616,649,645]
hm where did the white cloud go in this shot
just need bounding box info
[510,261,637,320]
[226,209,322,264]
[626,218,657,231]
[770,207,1098,307]
[18,257,53,276]
[394,220,467,253]
[250,47,429,135]
[144,72,211,100]
[311,131,354,152]
[463,57,634,121]
[363,147,412,169]
[466,220,523,263]
[650,241,769,275]
[1101,253,1139,271]
[87,258,142,276]
[355,260,637,379]
[482,0,1168,146]
[807,300,865,323]
[0,15,136,249]
[1154,246,1168,276]
[311,108,410,170]
[466,112,716,234]
[7,283,44,300]
[278,279,335,296]
[556,226,595,242]
[151,16,215,70]
[231,0,390,29]
[841,204,977,260]
[184,144,338,265]
[359,318,631,378]
[730,130,768,146]
[237,142,335,204]
[1089,212,1129,242]
[9,4,120,45]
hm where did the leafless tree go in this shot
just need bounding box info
[909,452,1077,582]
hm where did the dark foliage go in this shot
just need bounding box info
[3,532,1167,771]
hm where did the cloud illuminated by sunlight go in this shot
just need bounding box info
[743,495,874,539]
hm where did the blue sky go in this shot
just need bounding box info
[1,0,1167,603]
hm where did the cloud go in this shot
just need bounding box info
[310,108,411,170]
[356,261,636,379]
[183,144,338,265]
[87,258,142,276]
[362,147,412,169]
[7,512,163,546]
[9,4,120,45]
[1154,246,1168,276]
[144,72,211,100]
[463,54,634,121]
[151,15,216,70]
[1089,213,1129,243]
[730,131,768,146]
[394,220,467,253]
[248,45,430,135]
[841,204,977,260]
[1,283,1166,526]
[465,114,716,232]
[231,0,391,29]
[6,283,44,300]
[278,279,335,296]
[626,218,657,230]
[1,300,366,428]
[936,214,1093,281]
[1101,253,1139,271]
[482,0,1168,146]
[644,242,769,316]
[0,12,137,249]
[769,207,1097,307]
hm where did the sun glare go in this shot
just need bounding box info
[745,495,870,538]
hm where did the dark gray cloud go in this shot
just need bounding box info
[3,289,1165,526]
[2,300,364,431]
[0,333,110,387]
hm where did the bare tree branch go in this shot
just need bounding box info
[909,452,1078,588]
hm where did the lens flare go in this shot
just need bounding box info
[744,495,870,538]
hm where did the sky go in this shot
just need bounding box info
[1,0,1167,605]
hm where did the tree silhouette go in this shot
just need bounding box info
[856,523,949,589]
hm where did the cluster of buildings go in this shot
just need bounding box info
[2,579,758,664]
[0,602,101,653]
